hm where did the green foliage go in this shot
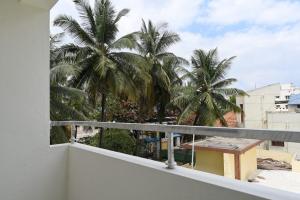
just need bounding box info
[132,20,188,123]
[54,0,148,124]
[50,0,247,135]
[105,95,142,122]
[161,149,194,165]
[229,95,237,104]
[173,48,246,126]
[50,33,92,144]
[50,33,91,121]
[79,129,136,154]
[50,126,69,145]
[53,0,150,147]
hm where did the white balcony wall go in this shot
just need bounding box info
[48,144,69,200]
[68,143,296,200]
[0,1,66,200]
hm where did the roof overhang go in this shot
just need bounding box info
[182,140,263,155]
[20,0,58,10]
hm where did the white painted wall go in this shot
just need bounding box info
[236,84,280,129]
[237,83,300,129]
[237,84,300,154]
[267,112,300,154]
[48,144,69,200]
[0,1,67,200]
[289,104,300,112]
[67,143,298,200]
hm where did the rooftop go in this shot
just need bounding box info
[254,170,300,194]
[288,94,300,105]
[183,136,262,154]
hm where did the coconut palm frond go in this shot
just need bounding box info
[177,48,245,126]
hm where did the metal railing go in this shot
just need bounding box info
[50,121,300,169]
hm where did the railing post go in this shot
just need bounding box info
[166,132,176,169]
[70,124,76,144]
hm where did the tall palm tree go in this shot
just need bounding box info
[54,0,146,146]
[133,20,187,123]
[173,48,246,126]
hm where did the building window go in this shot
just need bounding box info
[286,105,288,109]
[297,105,300,109]
[276,105,280,109]
[275,96,280,99]
[286,96,290,100]
[271,141,284,147]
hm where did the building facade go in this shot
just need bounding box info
[236,83,300,154]
[288,94,300,112]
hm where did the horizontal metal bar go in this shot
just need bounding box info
[50,121,300,143]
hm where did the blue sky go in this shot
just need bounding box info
[51,0,300,90]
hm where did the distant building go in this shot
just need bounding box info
[274,84,300,111]
[236,83,300,154]
[183,137,262,181]
[288,94,300,112]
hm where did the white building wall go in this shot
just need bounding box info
[236,84,280,129]
[267,112,300,154]
[0,1,67,200]
[237,84,300,154]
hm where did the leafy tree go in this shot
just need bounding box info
[133,20,187,123]
[79,129,136,155]
[54,0,147,146]
[173,48,246,126]
[105,95,155,123]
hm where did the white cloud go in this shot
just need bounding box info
[111,0,203,32]
[50,0,300,90]
[198,0,300,26]
[51,0,203,34]
[173,25,300,89]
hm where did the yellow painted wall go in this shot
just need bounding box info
[194,148,258,181]
[257,149,293,163]
[240,147,257,181]
[161,141,168,150]
[195,150,224,176]
[292,160,300,172]
[223,153,235,179]
[256,148,300,172]
[292,154,300,173]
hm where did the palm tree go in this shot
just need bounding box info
[50,33,89,121]
[133,20,187,123]
[173,48,246,126]
[50,34,91,144]
[54,0,146,146]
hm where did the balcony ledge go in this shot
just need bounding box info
[68,143,299,200]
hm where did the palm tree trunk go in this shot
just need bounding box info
[193,112,200,126]
[193,112,206,140]
[157,103,166,160]
[98,94,107,147]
